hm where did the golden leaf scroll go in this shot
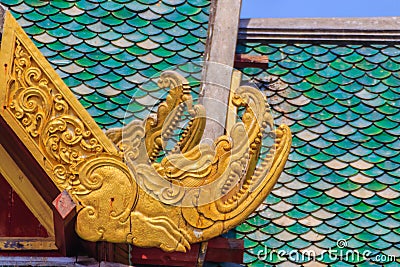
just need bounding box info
[0,12,291,252]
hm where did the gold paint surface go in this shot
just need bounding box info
[0,11,292,252]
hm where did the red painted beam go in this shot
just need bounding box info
[205,237,244,263]
[0,116,77,257]
[52,191,78,257]
[131,243,200,267]
[130,237,244,266]
[0,117,59,206]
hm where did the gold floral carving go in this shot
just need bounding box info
[7,39,105,192]
[0,12,292,252]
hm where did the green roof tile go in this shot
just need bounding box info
[49,0,73,9]
[3,2,400,264]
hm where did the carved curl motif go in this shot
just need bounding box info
[1,12,291,253]
[114,73,292,244]
[7,40,105,190]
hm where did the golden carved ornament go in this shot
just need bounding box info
[0,12,292,252]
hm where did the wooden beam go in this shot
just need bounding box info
[0,237,57,251]
[0,256,79,265]
[200,0,242,140]
[96,242,115,264]
[0,116,60,207]
[0,144,55,237]
[238,17,400,43]
[0,4,5,34]
[205,237,244,263]
[0,103,78,257]
[234,54,269,68]
[112,243,130,265]
[130,237,244,266]
[132,244,199,267]
[52,191,78,256]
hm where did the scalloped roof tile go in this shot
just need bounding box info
[236,42,400,265]
[1,0,211,126]
[2,2,400,265]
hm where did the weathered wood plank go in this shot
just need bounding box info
[234,54,269,68]
[0,4,5,38]
[0,237,57,251]
[200,0,242,140]
[130,237,244,266]
[239,17,400,43]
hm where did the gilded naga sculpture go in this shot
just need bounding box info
[0,12,291,252]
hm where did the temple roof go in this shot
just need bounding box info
[1,1,399,266]
[2,0,210,129]
[236,39,400,266]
